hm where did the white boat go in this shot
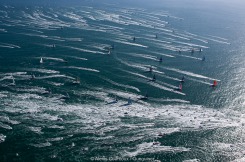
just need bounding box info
[40,57,43,64]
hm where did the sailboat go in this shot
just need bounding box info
[106,96,118,105]
[149,66,153,72]
[9,77,16,86]
[72,77,80,85]
[110,44,114,50]
[40,57,43,64]
[202,56,206,61]
[139,92,148,100]
[148,74,156,82]
[159,57,163,62]
[180,76,185,83]
[152,74,156,81]
[42,88,52,95]
[152,139,160,146]
[31,74,35,80]
[60,93,70,99]
[191,49,194,54]
[128,97,132,105]
[211,80,217,87]
[177,83,182,91]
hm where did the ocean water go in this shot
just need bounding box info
[0,0,245,161]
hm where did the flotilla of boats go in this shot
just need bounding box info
[6,34,217,107]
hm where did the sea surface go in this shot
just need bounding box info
[0,0,245,161]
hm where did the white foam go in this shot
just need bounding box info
[115,58,148,71]
[28,126,43,134]
[173,41,209,49]
[183,159,200,162]
[36,74,75,80]
[0,93,7,98]
[47,137,64,142]
[100,77,140,92]
[207,35,228,41]
[148,82,185,95]
[24,68,60,74]
[64,37,83,42]
[162,67,221,81]
[175,54,202,60]
[30,142,52,148]
[121,70,184,95]
[122,70,150,80]
[0,122,12,130]
[68,56,88,61]
[0,116,20,125]
[125,142,190,157]
[0,45,14,48]
[133,53,159,61]
[114,40,148,48]
[0,43,20,48]
[0,28,7,32]
[63,45,105,55]
[66,66,100,73]
[43,57,67,62]
[198,35,230,45]
[46,81,64,86]
[47,125,65,129]
[151,98,190,103]
[187,77,213,85]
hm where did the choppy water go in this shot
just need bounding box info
[1,1,245,161]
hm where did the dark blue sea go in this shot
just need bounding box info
[1,0,245,161]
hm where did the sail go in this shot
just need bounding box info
[213,80,217,86]
[12,78,15,85]
[179,83,182,91]
[40,57,43,64]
